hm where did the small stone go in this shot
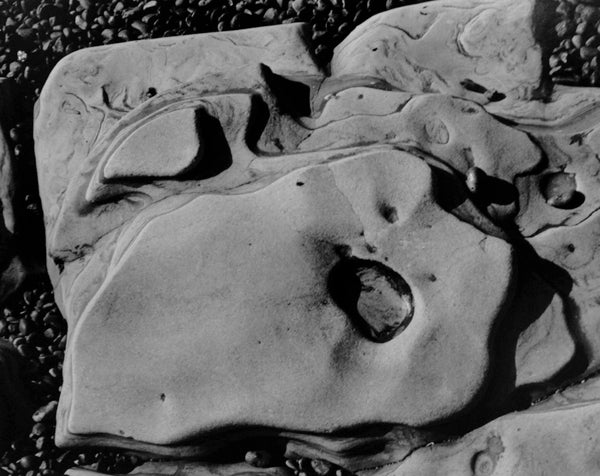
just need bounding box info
[542,172,581,209]
[32,400,58,422]
[16,27,33,39]
[556,19,575,37]
[8,62,22,75]
[579,5,599,23]
[18,318,29,335]
[17,456,39,471]
[466,166,486,194]
[263,7,277,21]
[311,459,333,476]
[585,34,600,47]
[576,20,591,35]
[291,0,307,13]
[143,0,158,10]
[131,20,147,35]
[549,54,562,69]
[580,46,597,59]
[245,450,272,468]
[557,1,573,15]
[30,422,46,437]
[75,15,87,30]
[35,436,48,450]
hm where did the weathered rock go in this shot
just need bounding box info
[376,376,600,475]
[329,0,542,105]
[32,0,600,472]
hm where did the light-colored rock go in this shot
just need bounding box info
[58,148,514,452]
[373,376,600,476]
[329,0,541,105]
[32,0,600,471]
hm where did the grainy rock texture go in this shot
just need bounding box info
[2,1,443,475]
[375,376,600,475]
[31,1,600,476]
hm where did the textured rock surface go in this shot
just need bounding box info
[33,0,600,473]
[329,0,542,105]
[373,375,600,476]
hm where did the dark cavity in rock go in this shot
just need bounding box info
[328,258,414,343]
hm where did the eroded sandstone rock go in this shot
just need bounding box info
[32,0,600,474]
[376,376,600,475]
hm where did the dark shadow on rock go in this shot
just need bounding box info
[0,339,33,452]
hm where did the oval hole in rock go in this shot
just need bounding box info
[540,172,585,209]
[328,258,414,343]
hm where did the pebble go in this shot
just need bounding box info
[32,400,58,423]
[245,450,272,468]
[30,422,46,437]
[311,459,333,475]
[17,455,39,470]
[466,166,486,194]
[291,0,307,13]
[580,45,597,59]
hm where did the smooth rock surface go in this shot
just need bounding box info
[374,376,600,476]
[33,0,600,471]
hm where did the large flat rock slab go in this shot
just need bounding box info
[33,0,600,470]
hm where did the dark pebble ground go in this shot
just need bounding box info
[550,0,600,85]
[0,0,587,474]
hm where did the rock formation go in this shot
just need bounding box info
[33,0,600,474]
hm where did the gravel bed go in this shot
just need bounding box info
[551,0,600,86]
